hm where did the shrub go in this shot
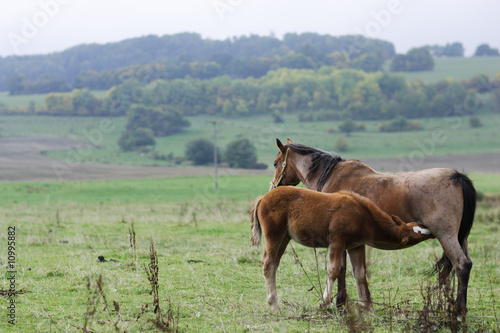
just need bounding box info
[390,47,434,72]
[298,112,314,122]
[118,128,155,152]
[351,53,383,72]
[185,138,220,165]
[225,138,257,169]
[271,110,285,123]
[334,137,348,152]
[339,119,355,136]
[126,104,190,137]
[316,110,341,121]
[355,123,366,131]
[378,116,423,132]
[338,119,365,136]
[469,116,482,128]
[251,162,268,170]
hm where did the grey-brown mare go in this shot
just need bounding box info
[270,139,476,316]
[251,186,434,312]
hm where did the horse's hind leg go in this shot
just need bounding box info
[323,240,345,307]
[262,234,290,312]
[347,245,371,311]
[437,236,472,316]
[334,251,348,308]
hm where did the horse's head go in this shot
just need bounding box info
[269,138,301,191]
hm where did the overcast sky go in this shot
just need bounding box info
[0,0,498,57]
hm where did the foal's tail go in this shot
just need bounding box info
[250,196,264,246]
[434,171,476,277]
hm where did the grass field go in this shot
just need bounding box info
[1,56,498,332]
[389,57,500,84]
[0,90,108,109]
[1,112,500,168]
[0,92,48,109]
[0,175,499,332]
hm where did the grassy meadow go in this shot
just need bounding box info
[1,112,500,168]
[0,175,499,332]
[388,57,500,84]
[1,55,499,331]
[0,91,108,109]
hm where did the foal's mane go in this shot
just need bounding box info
[287,143,345,191]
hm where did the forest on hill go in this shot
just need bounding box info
[0,32,394,92]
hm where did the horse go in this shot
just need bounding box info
[251,186,434,312]
[270,139,476,316]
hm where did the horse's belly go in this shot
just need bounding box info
[288,227,329,248]
[365,240,411,250]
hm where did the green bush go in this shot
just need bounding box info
[338,119,365,136]
[225,138,257,169]
[316,110,341,121]
[126,104,190,137]
[185,138,220,165]
[118,127,156,152]
[390,47,434,72]
[378,116,423,132]
[271,110,285,123]
[334,137,348,152]
[469,116,482,128]
[298,112,314,122]
[326,126,336,133]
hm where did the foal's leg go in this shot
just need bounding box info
[323,240,345,306]
[335,251,348,308]
[262,234,290,312]
[347,245,371,311]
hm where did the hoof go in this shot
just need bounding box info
[320,298,332,309]
[336,296,347,309]
[454,302,467,318]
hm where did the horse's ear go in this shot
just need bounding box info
[391,215,404,225]
[286,138,292,144]
[276,138,286,153]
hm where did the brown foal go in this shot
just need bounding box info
[251,186,434,312]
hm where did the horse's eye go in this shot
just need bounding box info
[273,162,278,169]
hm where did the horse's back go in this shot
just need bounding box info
[332,166,465,237]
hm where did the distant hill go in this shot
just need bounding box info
[0,32,395,91]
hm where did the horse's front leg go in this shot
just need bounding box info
[322,240,345,307]
[347,245,371,311]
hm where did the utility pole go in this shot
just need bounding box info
[207,121,219,191]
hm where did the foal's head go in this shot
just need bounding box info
[270,139,301,190]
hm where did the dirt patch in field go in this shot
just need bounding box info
[0,137,499,182]
[0,137,269,182]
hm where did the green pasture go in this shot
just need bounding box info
[0,90,108,109]
[0,92,48,109]
[0,175,499,332]
[1,173,499,207]
[392,57,500,83]
[1,112,500,168]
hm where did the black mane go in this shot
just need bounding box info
[287,143,344,191]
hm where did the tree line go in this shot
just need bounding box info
[3,67,498,121]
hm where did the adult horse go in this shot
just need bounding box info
[270,139,476,316]
[251,186,434,312]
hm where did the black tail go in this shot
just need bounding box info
[434,171,476,278]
